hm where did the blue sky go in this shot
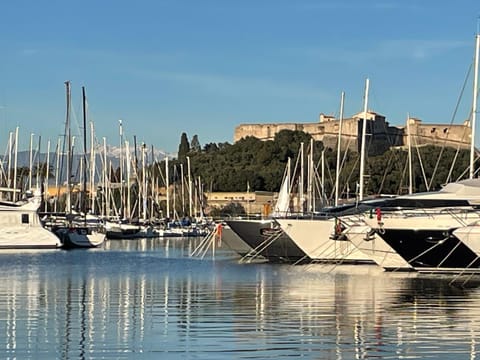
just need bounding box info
[0,0,479,155]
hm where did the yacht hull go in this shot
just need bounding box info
[226,219,308,263]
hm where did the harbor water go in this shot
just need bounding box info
[1,238,480,359]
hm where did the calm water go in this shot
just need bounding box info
[1,238,480,359]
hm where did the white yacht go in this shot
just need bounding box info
[358,179,480,272]
[275,213,373,264]
[342,216,414,271]
[0,190,62,249]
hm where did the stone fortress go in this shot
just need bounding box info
[234,111,471,155]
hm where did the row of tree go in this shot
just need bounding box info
[174,130,473,201]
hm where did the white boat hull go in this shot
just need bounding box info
[276,218,371,263]
[344,223,413,271]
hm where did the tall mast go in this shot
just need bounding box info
[103,137,109,218]
[180,163,185,216]
[299,142,304,214]
[65,81,72,214]
[119,120,124,217]
[45,139,51,212]
[54,137,61,212]
[321,149,325,204]
[187,156,192,218]
[335,91,345,206]
[359,78,370,201]
[407,114,413,194]
[7,131,12,189]
[29,132,34,189]
[13,126,18,201]
[82,86,88,215]
[90,121,96,213]
[307,138,314,211]
[470,33,480,179]
[166,156,170,218]
[142,143,147,221]
[35,136,41,189]
[125,140,131,220]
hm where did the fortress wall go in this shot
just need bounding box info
[234,116,471,153]
[408,123,470,148]
[234,123,303,142]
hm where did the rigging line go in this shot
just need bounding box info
[341,155,360,200]
[429,63,473,188]
[376,151,396,195]
[330,135,356,201]
[398,150,409,195]
[299,236,351,272]
[238,229,282,264]
[437,238,463,268]
[404,236,450,266]
[449,253,480,287]
[445,111,472,183]
[315,154,334,203]
[328,143,351,201]
[313,165,329,205]
[455,152,480,181]
[412,136,430,191]
[446,145,463,184]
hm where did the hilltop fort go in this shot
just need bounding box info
[234,111,471,155]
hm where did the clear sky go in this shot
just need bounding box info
[0,0,479,155]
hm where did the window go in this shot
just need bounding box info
[21,214,29,224]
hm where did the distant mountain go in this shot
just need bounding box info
[0,146,176,184]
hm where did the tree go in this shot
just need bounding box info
[191,135,201,152]
[177,132,190,164]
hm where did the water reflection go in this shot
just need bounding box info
[0,239,480,359]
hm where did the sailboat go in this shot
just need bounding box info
[51,83,106,249]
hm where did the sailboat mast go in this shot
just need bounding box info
[13,126,18,202]
[307,138,314,212]
[470,33,480,179]
[44,139,50,212]
[142,143,147,221]
[29,132,34,189]
[54,137,61,212]
[187,156,192,218]
[299,142,304,214]
[407,114,413,194]
[359,78,370,201]
[335,91,345,207]
[65,81,72,214]
[166,156,170,218]
[90,121,96,213]
[180,163,185,216]
[103,137,109,218]
[82,86,88,215]
[119,120,124,217]
[35,136,41,189]
[125,140,131,220]
[7,131,12,189]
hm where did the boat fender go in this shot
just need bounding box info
[335,219,342,235]
[364,228,376,241]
